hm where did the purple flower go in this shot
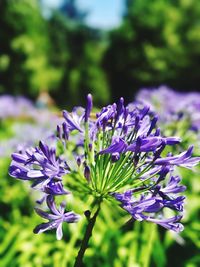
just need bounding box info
[96,104,117,128]
[9,141,70,187]
[147,216,184,232]
[34,196,80,240]
[115,193,184,232]
[153,146,200,168]
[0,95,35,119]
[136,86,200,132]
[160,175,186,194]
[163,196,185,212]
[126,136,180,153]
[63,107,85,133]
[115,104,150,134]
[114,189,133,204]
[99,137,127,155]
[43,181,69,195]
[114,169,186,232]
[119,196,164,221]
[10,94,198,238]
[36,181,69,205]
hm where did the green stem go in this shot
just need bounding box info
[140,223,156,267]
[74,201,101,267]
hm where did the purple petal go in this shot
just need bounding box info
[165,137,181,145]
[63,110,83,132]
[27,170,44,178]
[9,163,29,180]
[39,141,50,159]
[34,208,59,220]
[147,115,158,135]
[11,153,28,163]
[33,221,58,234]
[127,137,163,152]
[46,195,60,216]
[161,176,186,194]
[147,215,184,232]
[63,212,81,223]
[56,223,63,240]
[99,137,127,154]
[44,181,69,195]
[154,146,200,168]
[144,199,163,213]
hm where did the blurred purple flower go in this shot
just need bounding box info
[0,95,36,119]
[136,86,200,131]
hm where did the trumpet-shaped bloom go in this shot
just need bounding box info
[9,141,70,187]
[153,146,200,169]
[34,196,80,240]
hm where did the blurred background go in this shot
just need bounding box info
[1,0,200,108]
[1,1,200,267]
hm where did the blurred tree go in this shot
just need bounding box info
[0,0,60,97]
[0,0,110,106]
[48,1,110,107]
[60,0,88,22]
[103,0,200,102]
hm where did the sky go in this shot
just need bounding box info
[42,0,124,29]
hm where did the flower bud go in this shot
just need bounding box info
[76,156,82,167]
[62,122,69,140]
[111,152,120,162]
[57,125,62,139]
[85,94,93,122]
[89,143,92,151]
[84,165,90,182]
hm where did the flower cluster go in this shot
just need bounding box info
[9,94,200,239]
[136,86,200,132]
[9,141,79,240]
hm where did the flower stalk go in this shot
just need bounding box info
[74,200,102,267]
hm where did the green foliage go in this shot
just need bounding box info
[48,11,110,107]
[104,0,200,100]
[0,0,59,96]
[0,0,110,106]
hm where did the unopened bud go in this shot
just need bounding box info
[76,156,81,167]
[85,94,93,122]
[84,165,90,182]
